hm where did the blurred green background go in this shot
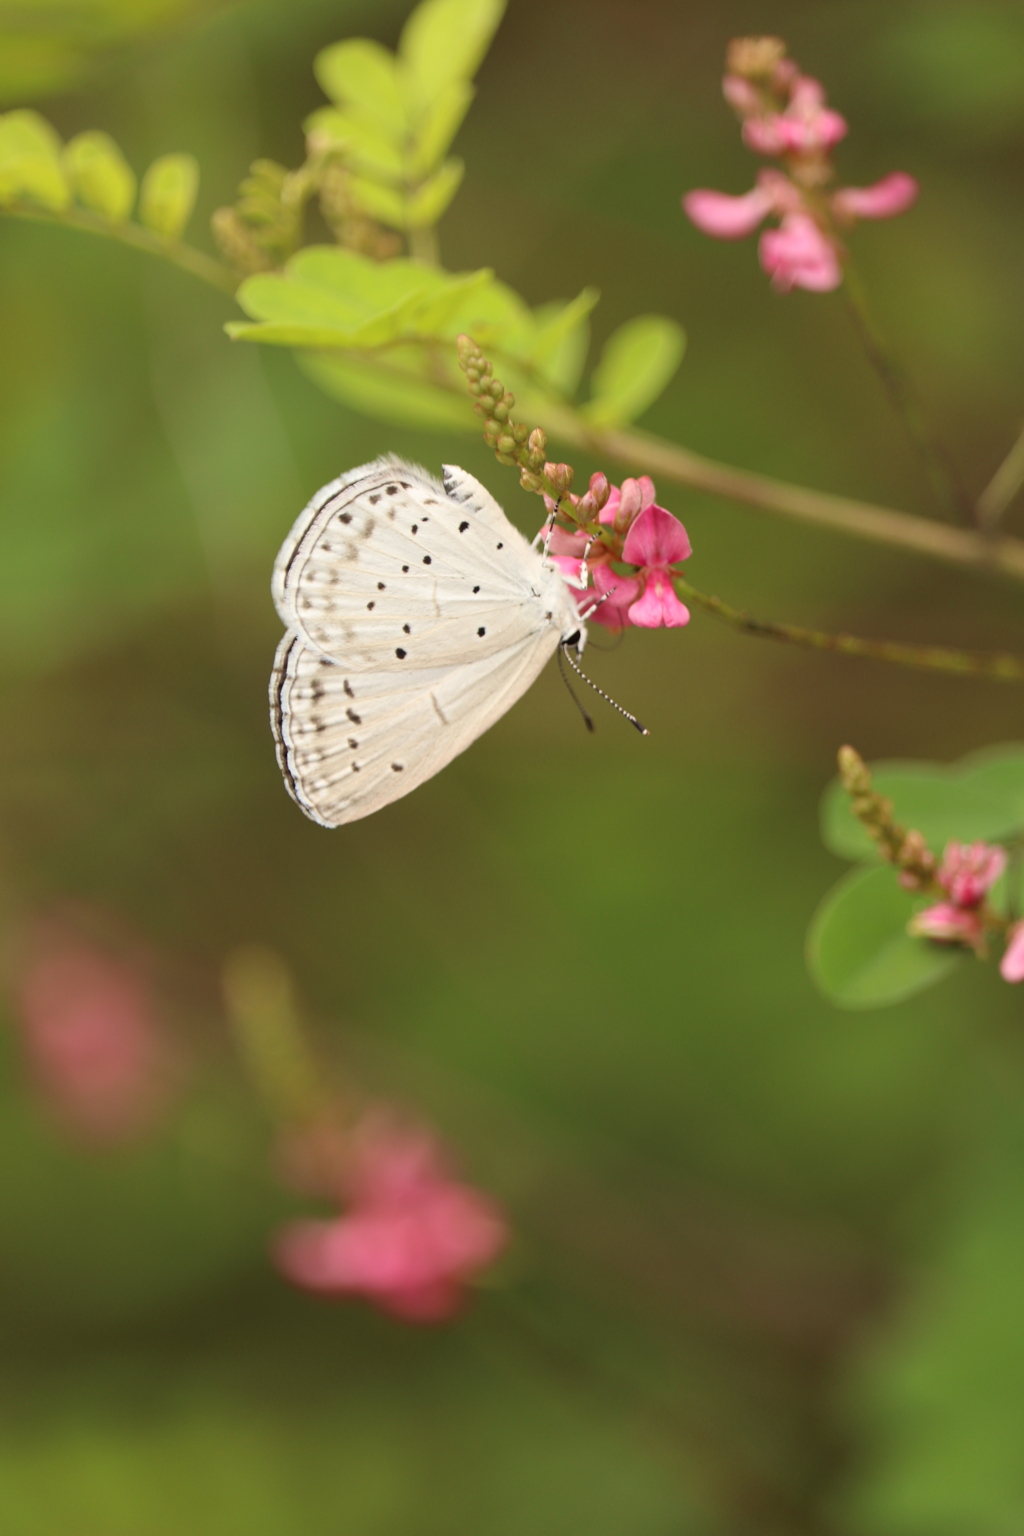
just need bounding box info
[1,1,1024,1532]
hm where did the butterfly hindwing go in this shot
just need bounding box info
[270,626,562,826]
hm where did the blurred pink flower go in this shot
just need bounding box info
[742,76,847,157]
[683,48,916,293]
[760,214,842,292]
[936,841,1006,909]
[274,1112,508,1322]
[908,901,985,955]
[12,926,171,1142]
[1000,922,1024,984]
[832,172,919,222]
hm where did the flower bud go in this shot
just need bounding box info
[496,435,516,456]
[520,470,545,494]
[528,428,547,456]
[544,462,574,496]
[726,35,787,82]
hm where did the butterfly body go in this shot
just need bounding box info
[270,456,583,827]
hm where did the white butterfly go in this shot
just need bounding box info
[270,455,585,827]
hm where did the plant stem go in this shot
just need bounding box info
[841,259,976,525]
[407,223,439,265]
[674,576,1024,683]
[4,199,238,294]
[580,421,1024,584]
[13,200,1024,589]
[978,421,1024,531]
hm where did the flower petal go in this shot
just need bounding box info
[683,185,773,239]
[621,503,692,567]
[759,215,842,292]
[832,172,918,222]
[1000,922,1024,983]
[627,570,691,629]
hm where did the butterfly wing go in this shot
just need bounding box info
[273,456,571,672]
[270,623,562,827]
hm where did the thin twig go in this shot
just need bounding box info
[841,259,976,526]
[675,577,1024,682]
[3,199,238,294]
[978,422,1024,531]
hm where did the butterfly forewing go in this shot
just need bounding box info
[274,457,563,672]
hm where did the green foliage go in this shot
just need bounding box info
[308,0,506,236]
[821,745,1024,862]
[0,109,69,210]
[228,246,607,431]
[138,152,198,239]
[582,315,687,428]
[63,131,136,222]
[810,745,1024,1010]
[0,0,215,106]
[807,864,964,1009]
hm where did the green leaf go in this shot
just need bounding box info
[957,743,1024,819]
[406,157,464,227]
[582,314,686,428]
[228,245,495,350]
[304,107,405,180]
[530,288,599,390]
[807,864,964,1009]
[347,173,408,229]
[314,39,407,137]
[400,0,506,105]
[300,348,472,430]
[820,751,1024,863]
[63,130,135,222]
[0,109,69,209]
[138,153,198,239]
[409,80,474,175]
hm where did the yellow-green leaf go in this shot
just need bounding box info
[406,158,463,228]
[400,0,506,105]
[582,314,686,428]
[304,107,404,180]
[347,174,408,230]
[313,40,407,137]
[63,130,135,222]
[408,81,473,176]
[301,348,472,430]
[0,109,69,209]
[138,153,198,240]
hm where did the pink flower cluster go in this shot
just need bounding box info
[905,840,1024,981]
[274,1111,507,1322]
[11,918,173,1142]
[683,38,917,293]
[541,473,692,631]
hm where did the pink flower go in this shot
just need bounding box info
[620,503,692,628]
[599,475,656,534]
[582,562,641,629]
[273,1112,507,1322]
[12,923,172,1142]
[936,841,1006,908]
[908,902,986,955]
[683,184,775,239]
[683,43,915,294]
[832,172,919,222]
[759,214,842,292]
[1000,922,1024,983]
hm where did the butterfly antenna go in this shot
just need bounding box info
[556,644,595,733]
[560,640,649,736]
